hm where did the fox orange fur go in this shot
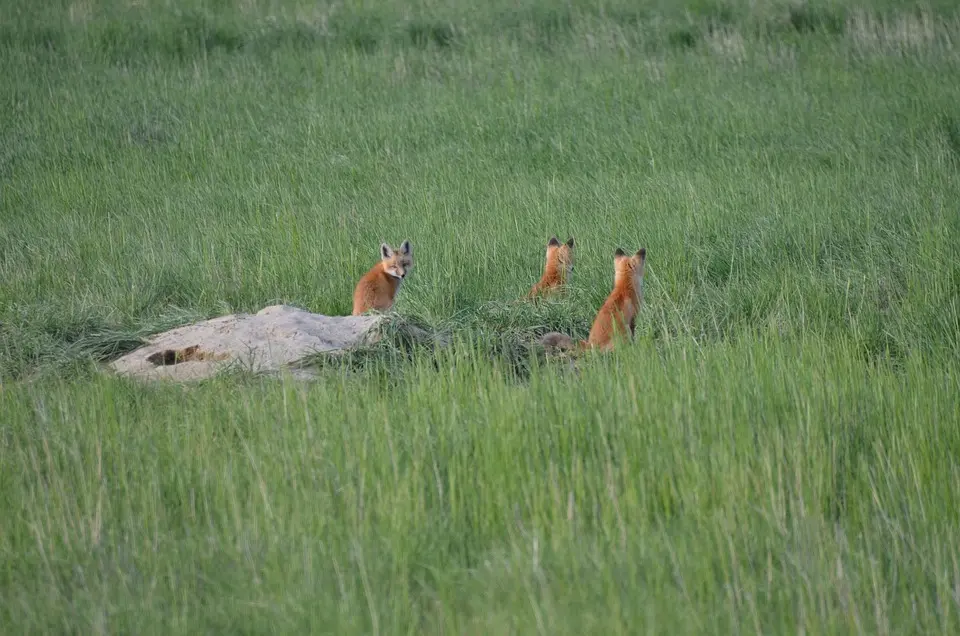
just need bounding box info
[528,236,575,298]
[352,240,413,316]
[540,247,646,352]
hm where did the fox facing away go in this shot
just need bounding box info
[540,247,646,352]
[528,236,575,298]
[352,240,413,316]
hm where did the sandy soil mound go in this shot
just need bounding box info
[109,304,386,382]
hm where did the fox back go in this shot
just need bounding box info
[528,236,575,298]
[539,246,646,355]
[352,240,413,316]
[587,247,646,350]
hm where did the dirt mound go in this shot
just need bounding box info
[109,305,387,382]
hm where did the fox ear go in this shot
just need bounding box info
[636,248,646,260]
[566,237,575,248]
[400,240,412,255]
[380,243,394,259]
[547,236,560,247]
[614,248,626,258]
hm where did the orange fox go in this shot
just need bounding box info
[352,240,413,316]
[528,236,575,298]
[540,247,646,352]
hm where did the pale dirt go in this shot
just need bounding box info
[109,304,386,382]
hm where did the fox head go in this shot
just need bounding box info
[614,247,646,286]
[546,236,576,278]
[380,240,413,280]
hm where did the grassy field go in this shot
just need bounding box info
[2,0,960,632]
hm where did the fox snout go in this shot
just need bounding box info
[385,265,407,279]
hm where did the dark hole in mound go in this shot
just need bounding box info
[146,345,227,366]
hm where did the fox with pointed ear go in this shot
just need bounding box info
[528,236,575,298]
[540,247,647,352]
[585,247,646,350]
[352,240,413,315]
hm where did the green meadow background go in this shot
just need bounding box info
[2,0,960,632]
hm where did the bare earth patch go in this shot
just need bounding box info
[109,305,386,382]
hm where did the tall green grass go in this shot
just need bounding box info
[2,0,960,632]
[3,341,960,632]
